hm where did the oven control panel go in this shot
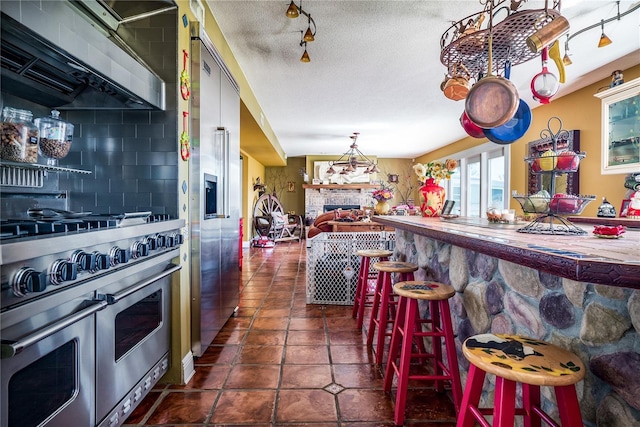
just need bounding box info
[1,220,185,310]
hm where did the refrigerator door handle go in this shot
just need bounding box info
[217,127,231,218]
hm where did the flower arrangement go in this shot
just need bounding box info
[413,159,458,184]
[372,187,394,201]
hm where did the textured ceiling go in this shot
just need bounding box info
[207,0,640,161]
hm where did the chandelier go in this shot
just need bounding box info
[326,133,380,175]
[285,0,317,62]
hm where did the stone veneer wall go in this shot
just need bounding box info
[392,229,640,427]
[304,187,376,219]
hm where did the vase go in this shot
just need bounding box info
[420,178,445,217]
[374,200,391,215]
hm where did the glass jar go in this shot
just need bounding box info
[35,110,74,165]
[1,107,39,163]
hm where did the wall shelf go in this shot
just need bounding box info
[0,161,91,188]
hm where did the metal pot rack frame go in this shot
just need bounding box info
[440,0,561,80]
[514,117,595,235]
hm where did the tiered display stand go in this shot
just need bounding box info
[513,117,595,235]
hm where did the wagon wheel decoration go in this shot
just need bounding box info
[252,193,285,237]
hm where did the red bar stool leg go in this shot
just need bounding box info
[394,296,418,426]
[555,385,583,427]
[430,300,444,392]
[352,256,371,325]
[374,271,393,365]
[456,364,486,427]
[439,300,462,413]
[523,384,542,427]
[366,272,384,347]
[493,377,517,427]
[383,295,407,392]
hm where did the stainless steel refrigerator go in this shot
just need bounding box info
[190,22,240,358]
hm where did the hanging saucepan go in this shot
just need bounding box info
[460,111,485,138]
[484,60,532,144]
[464,33,519,129]
[531,46,559,104]
[443,63,471,101]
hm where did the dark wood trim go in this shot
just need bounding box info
[374,216,640,289]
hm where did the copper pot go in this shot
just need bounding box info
[443,64,471,101]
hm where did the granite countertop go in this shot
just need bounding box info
[373,215,640,289]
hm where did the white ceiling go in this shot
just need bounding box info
[206,0,640,160]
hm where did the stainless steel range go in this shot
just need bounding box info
[0,212,184,427]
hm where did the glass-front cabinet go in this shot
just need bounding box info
[595,77,640,174]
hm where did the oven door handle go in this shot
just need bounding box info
[1,300,108,359]
[101,264,181,305]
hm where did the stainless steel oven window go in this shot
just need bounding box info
[114,290,163,361]
[8,341,76,427]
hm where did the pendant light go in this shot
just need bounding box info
[285,1,299,18]
[597,20,612,47]
[326,133,379,175]
[562,38,572,66]
[284,0,317,61]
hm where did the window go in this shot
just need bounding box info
[441,142,510,217]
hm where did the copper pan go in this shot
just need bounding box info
[464,33,519,129]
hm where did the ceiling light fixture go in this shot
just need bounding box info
[598,20,613,47]
[564,1,640,57]
[285,0,316,62]
[562,38,573,65]
[326,133,380,175]
[300,32,311,62]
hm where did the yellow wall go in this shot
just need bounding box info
[242,152,266,241]
[420,64,640,217]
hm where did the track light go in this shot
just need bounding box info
[300,45,310,62]
[303,17,315,42]
[563,38,573,66]
[285,0,317,61]
[285,1,299,18]
[598,20,612,47]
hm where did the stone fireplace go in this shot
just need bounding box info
[303,184,379,220]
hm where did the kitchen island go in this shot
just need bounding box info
[372,215,640,426]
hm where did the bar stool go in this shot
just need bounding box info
[383,280,462,426]
[458,333,585,427]
[352,249,393,329]
[366,261,418,365]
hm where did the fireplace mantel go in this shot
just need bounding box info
[302,184,380,190]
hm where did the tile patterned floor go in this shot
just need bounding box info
[123,241,457,426]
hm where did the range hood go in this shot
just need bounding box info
[0,0,170,110]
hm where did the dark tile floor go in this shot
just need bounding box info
[123,240,457,426]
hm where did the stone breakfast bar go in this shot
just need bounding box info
[372,215,640,426]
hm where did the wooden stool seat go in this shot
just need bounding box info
[356,249,393,258]
[463,334,585,387]
[392,280,456,301]
[372,261,419,274]
[458,333,586,427]
[384,280,462,426]
[366,261,418,365]
[352,249,393,328]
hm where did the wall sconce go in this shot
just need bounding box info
[285,0,317,62]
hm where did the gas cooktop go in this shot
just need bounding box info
[1,212,174,241]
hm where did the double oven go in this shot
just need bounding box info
[1,213,184,427]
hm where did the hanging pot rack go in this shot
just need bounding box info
[440,0,562,79]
